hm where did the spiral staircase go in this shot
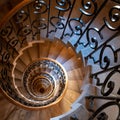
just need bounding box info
[0,0,120,120]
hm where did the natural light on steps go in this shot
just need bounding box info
[1,40,84,119]
[0,0,120,120]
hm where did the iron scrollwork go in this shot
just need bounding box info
[97,112,108,120]
[1,52,10,64]
[49,0,75,36]
[92,65,120,96]
[14,9,31,37]
[80,0,97,16]
[33,0,48,14]
[66,18,84,37]
[100,70,120,96]
[86,28,103,49]
[55,0,72,11]
[70,115,79,120]
[14,10,29,23]
[0,22,20,55]
[89,101,120,120]
[104,5,120,31]
[99,45,117,70]
[50,16,65,33]
[32,0,49,37]
[1,68,8,81]
[0,66,15,98]
[74,1,120,53]
[65,0,97,38]
[0,25,12,37]
[14,8,32,44]
[32,18,47,30]
[6,38,19,49]
[17,25,32,37]
[0,40,2,53]
[73,0,98,48]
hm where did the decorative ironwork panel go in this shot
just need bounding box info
[74,0,120,54]
[87,96,120,120]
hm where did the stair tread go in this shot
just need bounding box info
[67,68,83,80]
[27,44,39,61]
[48,104,63,118]
[15,58,27,71]
[38,109,51,120]
[14,78,22,87]
[65,89,80,103]
[14,68,23,80]
[48,40,65,59]
[56,46,75,64]
[59,97,71,113]
[67,80,81,93]
[63,56,82,71]
[19,50,31,66]
[39,41,51,58]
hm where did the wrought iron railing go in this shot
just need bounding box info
[86,95,120,120]
[0,0,120,119]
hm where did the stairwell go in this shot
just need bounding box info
[0,0,120,120]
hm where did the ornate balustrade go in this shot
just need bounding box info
[86,95,120,120]
[0,0,119,119]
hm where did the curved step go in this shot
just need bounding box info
[51,103,89,120]
[0,39,84,120]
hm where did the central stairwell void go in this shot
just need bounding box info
[0,0,120,120]
[12,40,82,110]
